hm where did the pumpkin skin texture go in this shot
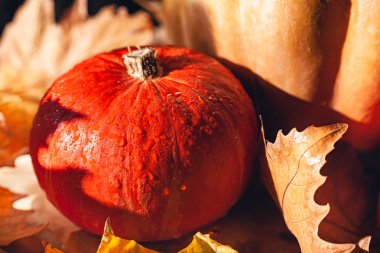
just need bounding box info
[163,0,380,151]
[30,46,257,241]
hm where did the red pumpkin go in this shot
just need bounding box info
[30,46,257,241]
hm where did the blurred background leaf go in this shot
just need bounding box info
[0,0,157,166]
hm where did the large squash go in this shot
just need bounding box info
[164,0,380,151]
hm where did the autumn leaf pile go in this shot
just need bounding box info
[0,0,379,252]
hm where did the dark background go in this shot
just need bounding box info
[0,0,144,35]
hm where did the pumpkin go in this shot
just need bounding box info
[163,0,380,151]
[29,46,257,241]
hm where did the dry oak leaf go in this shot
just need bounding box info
[179,232,238,253]
[260,123,371,253]
[97,218,159,253]
[0,0,154,166]
[0,187,46,246]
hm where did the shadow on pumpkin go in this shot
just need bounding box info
[312,0,351,104]
[32,164,173,241]
[30,100,175,241]
[29,100,162,239]
[30,99,87,149]
[220,57,380,165]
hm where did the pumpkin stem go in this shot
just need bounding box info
[123,47,162,80]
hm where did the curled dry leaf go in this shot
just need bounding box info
[0,187,46,246]
[260,123,372,253]
[178,232,238,253]
[0,0,155,166]
[97,218,159,253]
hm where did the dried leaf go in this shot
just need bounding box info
[0,0,154,166]
[42,241,64,253]
[135,0,165,24]
[0,0,154,96]
[0,155,78,247]
[260,123,371,253]
[179,232,238,253]
[0,93,38,166]
[97,219,159,253]
[0,187,45,245]
[357,236,371,252]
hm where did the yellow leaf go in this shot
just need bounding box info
[179,233,238,253]
[260,123,372,253]
[42,241,64,253]
[0,187,46,245]
[97,219,159,253]
[0,92,38,166]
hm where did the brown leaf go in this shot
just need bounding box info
[260,123,371,253]
[0,187,46,245]
[0,0,154,166]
